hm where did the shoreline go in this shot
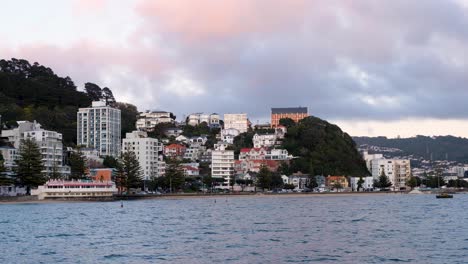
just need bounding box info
[0,191,413,204]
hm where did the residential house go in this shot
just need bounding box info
[136,110,175,131]
[326,176,349,190]
[164,144,187,159]
[220,128,240,144]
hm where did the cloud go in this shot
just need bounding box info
[3,0,468,137]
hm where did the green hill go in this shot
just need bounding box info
[0,58,138,145]
[282,116,370,177]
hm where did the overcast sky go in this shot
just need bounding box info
[2,0,468,138]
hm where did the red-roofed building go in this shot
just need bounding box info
[326,176,349,189]
[182,165,200,177]
[164,144,187,158]
[239,147,292,161]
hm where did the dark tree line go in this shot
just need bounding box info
[0,58,138,145]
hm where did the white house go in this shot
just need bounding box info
[221,128,240,144]
[253,133,277,148]
[176,135,189,143]
[350,177,374,191]
[136,110,175,131]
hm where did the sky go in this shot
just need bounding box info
[1,0,468,138]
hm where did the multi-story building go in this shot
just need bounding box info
[362,151,411,190]
[271,107,308,127]
[224,113,249,133]
[211,146,235,189]
[253,133,277,148]
[187,113,220,128]
[1,121,70,177]
[122,131,164,180]
[136,111,175,131]
[77,101,121,157]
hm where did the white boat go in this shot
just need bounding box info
[32,180,118,200]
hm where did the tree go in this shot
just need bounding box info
[15,138,46,194]
[374,171,392,189]
[164,161,185,193]
[101,87,116,106]
[117,152,143,193]
[307,175,318,189]
[407,176,421,189]
[279,118,295,128]
[69,149,87,180]
[333,181,343,191]
[256,165,272,190]
[103,156,119,168]
[357,176,365,191]
[271,173,284,189]
[84,82,102,101]
[0,152,14,185]
[278,162,291,176]
[284,183,295,190]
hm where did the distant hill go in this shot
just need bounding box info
[354,136,468,162]
[0,58,138,146]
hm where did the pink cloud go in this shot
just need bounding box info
[135,0,310,42]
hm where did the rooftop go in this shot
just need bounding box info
[271,107,308,114]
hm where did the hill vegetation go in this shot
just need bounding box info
[354,136,468,162]
[0,58,138,145]
[281,117,369,177]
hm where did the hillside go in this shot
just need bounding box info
[354,136,468,162]
[282,117,370,177]
[0,58,138,145]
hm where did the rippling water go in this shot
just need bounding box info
[1,194,468,263]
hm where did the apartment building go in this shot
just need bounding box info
[122,131,164,180]
[77,101,121,157]
[271,107,308,127]
[211,146,235,189]
[224,113,248,133]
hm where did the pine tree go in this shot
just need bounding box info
[15,138,46,194]
[69,149,87,180]
[118,151,143,193]
[256,165,272,190]
[165,161,185,193]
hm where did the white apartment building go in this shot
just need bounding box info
[1,121,70,177]
[187,113,220,128]
[211,146,235,189]
[362,151,411,190]
[224,113,249,133]
[122,131,164,180]
[77,101,121,157]
[136,111,175,131]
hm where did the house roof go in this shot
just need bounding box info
[166,143,185,149]
[271,107,308,114]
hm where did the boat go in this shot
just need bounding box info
[436,193,453,199]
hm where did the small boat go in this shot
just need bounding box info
[436,193,453,199]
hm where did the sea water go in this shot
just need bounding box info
[1,194,468,263]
